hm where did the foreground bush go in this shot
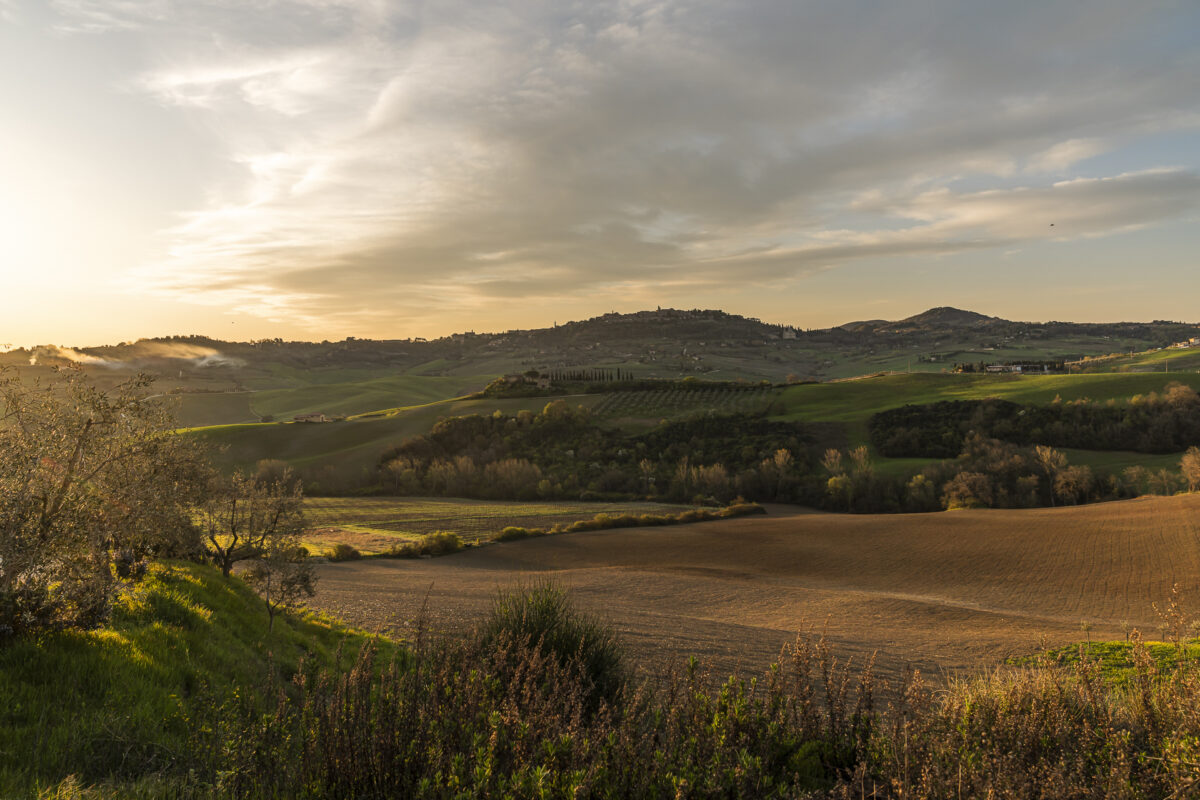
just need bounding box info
[477,581,625,707]
[220,621,866,798]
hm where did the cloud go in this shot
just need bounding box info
[44,0,1200,331]
[1025,138,1108,174]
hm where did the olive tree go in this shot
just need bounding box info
[197,470,305,578]
[243,540,315,631]
[0,368,207,640]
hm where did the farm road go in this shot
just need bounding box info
[311,495,1200,684]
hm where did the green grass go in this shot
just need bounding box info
[775,372,1200,425]
[1060,448,1185,475]
[302,496,696,553]
[1012,639,1200,683]
[247,374,487,420]
[773,373,1200,480]
[0,561,391,794]
[165,392,258,427]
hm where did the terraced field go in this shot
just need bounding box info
[301,496,693,553]
[310,494,1200,683]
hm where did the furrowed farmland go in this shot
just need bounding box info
[311,494,1200,683]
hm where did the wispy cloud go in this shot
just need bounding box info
[42,0,1200,331]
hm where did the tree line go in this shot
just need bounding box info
[378,400,1200,515]
[870,383,1200,458]
[380,402,814,505]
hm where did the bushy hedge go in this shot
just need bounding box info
[493,502,766,545]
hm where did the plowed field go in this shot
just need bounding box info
[310,495,1200,682]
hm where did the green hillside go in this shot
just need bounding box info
[775,371,1200,424]
[167,374,490,428]
[0,561,388,795]
[247,374,487,420]
[191,394,605,488]
[183,371,1200,490]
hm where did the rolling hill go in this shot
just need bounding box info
[6,306,1197,423]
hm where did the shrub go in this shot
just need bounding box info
[388,531,463,558]
[478,581,626,707]
[325,543,362,562]
[423,531,462,555]
[497,526,545,542]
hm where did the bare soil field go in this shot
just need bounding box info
[310,495,1200,684]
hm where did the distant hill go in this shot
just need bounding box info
[894,306,999,329]
[3,307,1198,427]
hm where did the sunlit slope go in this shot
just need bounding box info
[0,561,385,793]
[1095,347,1200,373]
[190,394,602,477]
[169,373,490,427]
[775,372,1200,424]
[247,374,487,420]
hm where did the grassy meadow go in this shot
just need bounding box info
[0,561,392,796]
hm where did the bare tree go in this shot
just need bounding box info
[197,471,305,578]
[243,541,315,631]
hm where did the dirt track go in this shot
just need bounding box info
[310,495,1200,683]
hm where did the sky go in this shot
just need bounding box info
[1,0,1198,347]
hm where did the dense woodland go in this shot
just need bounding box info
[375,386,1200,514]
[379,403,813,504]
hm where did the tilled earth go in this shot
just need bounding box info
[309,495,1200,684]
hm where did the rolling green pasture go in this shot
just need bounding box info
[302,496,694,554]
[1097,347,1200,374]
[168,391,258,427]
[191,394,606,481]
[775,372,1200,425]
[247,374,486,420]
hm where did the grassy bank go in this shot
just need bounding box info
[0,561,390,796]
[11,574,1200,797]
